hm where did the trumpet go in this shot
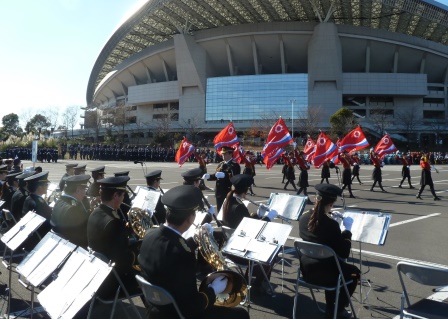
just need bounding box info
[245,198,291,223]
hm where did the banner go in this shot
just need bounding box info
[262,148,285,170]
[374,134,397,159]
[303,137,316,162]
[213,123,239,152]
[339,126,370,153]
[262,118,293,155]
[175,137,195,167]
[313,132,338,168]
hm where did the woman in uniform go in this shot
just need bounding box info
[298,184,360,319]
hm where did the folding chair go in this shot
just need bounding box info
[135,274,185,319]
[397,261,448,319]
[293,240,357,319]
[87,251,144,319]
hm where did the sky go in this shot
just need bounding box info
[0,0,143,128]
[2,0,448,129]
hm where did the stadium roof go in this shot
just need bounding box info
[87,0,448,105]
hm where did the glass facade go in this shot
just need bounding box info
[205,74,308,122]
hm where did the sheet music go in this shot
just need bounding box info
[0,200,5,208]
[245,240,279,262]
[4,213,46,251]
[217,198,250,221]
[236,217,265,239]
[182,211,209,239]
[267,193,307,221]
[132,188,160,212]
[1,211,36,243]
[258,222,292,246]
[222,235,251,257]
[340,211,391,245]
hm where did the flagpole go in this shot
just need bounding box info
[289,99,296,142]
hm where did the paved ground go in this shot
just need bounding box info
[0,159,447,318]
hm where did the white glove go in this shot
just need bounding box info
[381,162,385,167]
[396,150,400,155]
[353,163,358,166]
[406,165,410,169]
[342,216,354,232]
[202,173,210,180]
[257,204,269,217]
[331,211,344,220]
[209,275,228,295]
[207,205,215,216]
[266,209,279,221]
[215,172,225,179]
[292,142,297,148]
[202,223,214,235]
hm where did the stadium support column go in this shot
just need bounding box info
[307,22,343,122]
[174,34,207,126]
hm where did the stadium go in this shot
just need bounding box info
[84,0,448,146]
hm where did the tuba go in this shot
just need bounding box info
[194,225,247,307]
[127,206,154,239]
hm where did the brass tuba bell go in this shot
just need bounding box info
[127,207,154,239]
[194,225,247,307]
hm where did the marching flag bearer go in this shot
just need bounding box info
[416,151,441,201]
[396,151,415,189]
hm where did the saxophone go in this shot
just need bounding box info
[195,225,247,307]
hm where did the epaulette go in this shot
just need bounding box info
[71,199,77,206]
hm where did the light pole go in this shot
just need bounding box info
[289,99,296,140]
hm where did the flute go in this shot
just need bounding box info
[246,198,291,224]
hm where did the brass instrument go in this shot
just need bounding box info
[126,204,154,239]
[216,161,229,173]
[89,196,101,212]
[246,198,291,224]
[45,183,61,204]
[195,225,247,307]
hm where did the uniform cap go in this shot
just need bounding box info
[314,184,342,200]
[24,171,50,185]
[16,172,36,180]
[65,163,78,168]
[98,176,130,191]
[90,166,105,173]
[13,158,21,165]
[114,171,129,177]
[145,170,162,184]
[221,146,234,154]
[230,174,254,191]
[74,165,87,175]
[181,168,203,182]
[5,172,21,181]
[161,185,202,211]
[4,159,13,164]
[65,175,91,187]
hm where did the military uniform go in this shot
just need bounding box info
[10,172,34,222]
[145,170,166,224]
[59,163,78,191]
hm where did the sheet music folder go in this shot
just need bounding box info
[267,193,307,221]
[38,247,112,319]
[338,211,391,245]
[17,232,77,287]
[1,211,45,251]
[222,217,292,264]
[132,187,160,212]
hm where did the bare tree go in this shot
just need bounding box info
[19,109,35,131]
[178,114,203,143]
[297,105,325,138]
[43,108,59,135]
[62,106,79,138]
[153,115,171,146]
[368,105,393,137]
[395,107,421,144]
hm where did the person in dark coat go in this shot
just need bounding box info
[87,176,140,298]
[203,146,241,212]
[396,151,414,189]
[369,149,386,192]
[416,151,441,201]
[350,153,362,185]
[282,153,297,191]
[113,171,135,219]
[86,166,105,211]
[320,159,332,184]
[339,151,355,198]
[144,170,166,225]
[11,158,22,173]
[138,185,250,319]
[51,175,91,248]
[58,163,77,191]
[295,150,312,204]
[22,171,53,239]
[299,184,360,319]
[10,171,35,222]
[1,172,21,212]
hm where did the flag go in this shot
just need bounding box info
[213,123,239,152]
[313,132,338,168]
[374,134,397,159]
[339,126,370,153]
[303,137,316,162]
[175,137,195,167]
[262,148,285,169]
[262,118,293,156]
[233,147,243,164]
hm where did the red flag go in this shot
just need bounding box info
[303,137,316,161]
[214,123,239,153]
[339,126,370,153]
[175,137,195,167]
[313,132,338,168]
[374,134,397,160]
[232,147,242,164]
[261,118,293,160]
[263,148,285,169]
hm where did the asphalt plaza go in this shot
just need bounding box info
[1,159,447,319]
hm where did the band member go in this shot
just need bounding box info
[298,184,360,319]
[416,152,441,201]
[138,185,250,319]
[51,175,91,248]
[350,153,362,185]
[181,168,215,216]
[0,165,9,194]
[295,150,312,204]
[204,146,241,212]
[86,165,105,198]
[320,159,332,184]
[1,172,21,212]
[4,159,13,172]
[144,170,166,224]
[11,158,22,173]
[194,150,210,191]
[10,171,35,222]
[369,149,386,192]
[339,150,355,198]
[281,159,288,184]
[221,174,278,294]
[396,151,414,189]
[22,171,53,237]
[242,151,257,195]
[59,163,77,191]
[114,171,134,217]
[281,153,297,191]
[87,176,141,298]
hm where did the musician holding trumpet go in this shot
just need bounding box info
[138,185,249,319]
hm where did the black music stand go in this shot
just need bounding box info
[37,247,113,319]
[336,210,391,304]
[0,211,46,319]
[16,232,77,318]
[222,217,292,308]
